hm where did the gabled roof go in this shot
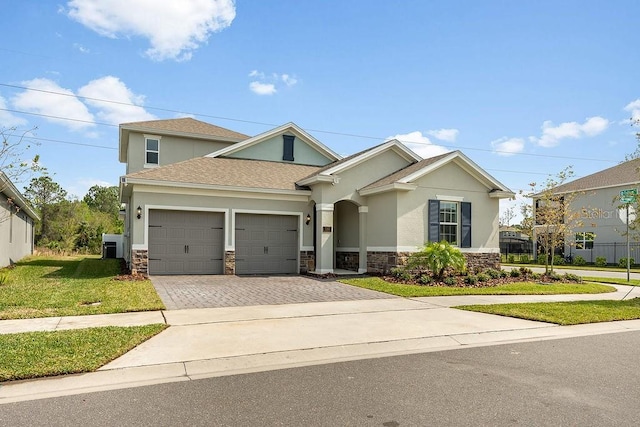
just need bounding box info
[122,157,321,194]
[206,122,341,162]
[0,172,39,220]
[550,158,640,194]
[296,139,422,186]
[359,150,514,198]
[119,118,249,163]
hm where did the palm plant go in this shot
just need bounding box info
[405,241,466,281]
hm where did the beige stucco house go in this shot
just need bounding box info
[534,158,640,264]
[118,118,514,276]
[0,172,38,267]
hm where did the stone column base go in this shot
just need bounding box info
[225,251,235,275]
[131,249,148,276]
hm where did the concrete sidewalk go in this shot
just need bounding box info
[2,284,640,404]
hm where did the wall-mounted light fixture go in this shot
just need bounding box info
[136,206,142,219]
[305,213,311,225]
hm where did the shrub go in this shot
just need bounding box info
[507,254,515,263]
[406,241,466,281]
[476,273,489,282]
[537,255,547,265]
[465,275,478,285]
[418,274,432,285]
[510,269,521,277]
[563,273,583,283]
[486,269,502,279]
[619,258,635,268]
[499,269,509,278]
[553,255,565,266]
[595,257,607,267]
[443,277,457,286]
[519,254,530,264]
[572,256,586,266]
[391,267,412,282]
[519,267,533,277]
[547,272,562,281]
[531,272,542,280]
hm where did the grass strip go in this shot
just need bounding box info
[456,298,640,325]
[0,324,167,382]
[339,277,615,297]
[583,276,640,286]
[0,256,165,320]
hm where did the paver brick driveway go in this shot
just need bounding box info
[151,275,397,310]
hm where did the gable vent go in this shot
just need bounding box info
[283,135,294,161]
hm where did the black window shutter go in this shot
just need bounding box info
[428,199,440,242]
[461,202,471,248]
[283,135,294,161]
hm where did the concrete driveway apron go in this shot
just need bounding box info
[150,275,397,309]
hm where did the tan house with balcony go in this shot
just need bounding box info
[118,117,514,276]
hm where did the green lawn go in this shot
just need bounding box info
[339,277,615,297]
[457,299,640,325]
[0,324,167,382]
[583,276,640,286]
[0,256,165,320]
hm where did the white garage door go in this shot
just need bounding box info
[148,210,224,275]
[235,214,298,274]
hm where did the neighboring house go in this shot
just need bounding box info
[118,117,514,276]
[0,172,39,267]
[533,158,640,264]
[499,226,532,256]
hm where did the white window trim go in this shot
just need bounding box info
[144,134,161,168]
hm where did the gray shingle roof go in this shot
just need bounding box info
[125,157,321,191]
[120,117,250,141]
[552,158,640,193]
[360,151,452,190]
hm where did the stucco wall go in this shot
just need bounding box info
[126,132,235,174]
[366,191,398,248]
[0,195,34,267]
[227,134,333,166]
[335,200,359,249]
[396,161,500,251]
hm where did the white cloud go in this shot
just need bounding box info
[12,78,95,132]
[73,43,90,53]
[248,70,297,95]
[66,0,236,61]
[387,131,450,159]
[624,99,640,123]
[491,137,525,156]
[249,81,277,96]
[281,74,298,87]
[0,95,28,128]
[532,116,609,148]
[77,76,156,124]
[427,128,459,142]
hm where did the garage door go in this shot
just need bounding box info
[148,210,224,275]
[235,214,298,274]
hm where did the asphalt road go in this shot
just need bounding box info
[2,331,640,426]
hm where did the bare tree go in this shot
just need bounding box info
[526,167,583,274]
[1,127,43,223]
[499,205,516,227]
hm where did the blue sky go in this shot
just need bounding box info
[1,0,639,222]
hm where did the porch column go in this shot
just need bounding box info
[315,203,334,274]
[358,206,368,273]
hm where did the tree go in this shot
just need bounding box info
[1,127,43,223]
[499,206,516,227]
[83,185,120,217]
[23,175,68,244]
[526,167,583,274]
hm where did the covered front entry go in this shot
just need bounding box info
[148,210,224,275]
[235,213,299,274]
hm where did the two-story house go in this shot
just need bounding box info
[118,117,514,276]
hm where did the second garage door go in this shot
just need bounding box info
[235,214,298,274]
[148,210,224,275]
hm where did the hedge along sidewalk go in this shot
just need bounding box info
[0,256,165,320]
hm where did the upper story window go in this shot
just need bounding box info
[145,135,160,167]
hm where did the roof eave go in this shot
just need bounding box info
[296,175,335,186]
[489,190,516,199]
[359,182,417,196]
[0,173,39,220]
